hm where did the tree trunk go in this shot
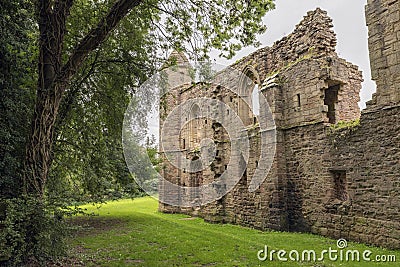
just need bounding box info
[24,83,65,195]
[24,0,69,196]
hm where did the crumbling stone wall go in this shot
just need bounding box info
[307,0,400,248]
[281,0,400,249]
[325,107,400,248]
[366,0,400,106]
[267,48,363,238]
[159,3,400,249]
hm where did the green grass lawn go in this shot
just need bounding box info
[67,197,399,266]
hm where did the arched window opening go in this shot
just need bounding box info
[239,68,260,126]
[251,84,260,116]
[189,104,200,146]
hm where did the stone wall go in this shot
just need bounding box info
[307,0,400,248]
[282,0,400,249]
[325,107,400,248]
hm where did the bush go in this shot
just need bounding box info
[0,196,67,266]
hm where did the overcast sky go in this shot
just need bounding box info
[211,0,374,109]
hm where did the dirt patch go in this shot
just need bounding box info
[50,217,129,266]
[68,216,129,237]
[44,217,131,266]
[45,257,89,267]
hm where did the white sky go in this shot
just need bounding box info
[210,0,374,109]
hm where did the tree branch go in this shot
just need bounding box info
[54,49,101,138]
[60,0,143,85]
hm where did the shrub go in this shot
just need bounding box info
[0,196,67,266]
[330,119,360,131]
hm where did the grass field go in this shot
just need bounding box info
[67,197,399,266]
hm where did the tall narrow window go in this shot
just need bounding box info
[190,156,202,201]
[330,170,347,201]
[182,138,186,149]
[241,169,247,186]
[190,104,200,145]
[251,84,260,116]
[239,68,259,126]
[239,153,247,185]
[324,84,340,124]
[297,94,301,108]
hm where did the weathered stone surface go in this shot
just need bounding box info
[159,3,400,249]
[366,0,400,107]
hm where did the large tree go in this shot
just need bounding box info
[25,0,143,196]
[24,0,275,197]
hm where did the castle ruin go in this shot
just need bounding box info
[159,0,400,249]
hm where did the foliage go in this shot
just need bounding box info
[0,0,36,198]
[151,0,275,58]
[122,131,160,196]
[146,135,162,173]
[67,197,400,266]
[23,0,278,197]
[0,2,71,265]
[330,119,360,131]
[0,197,68,266]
